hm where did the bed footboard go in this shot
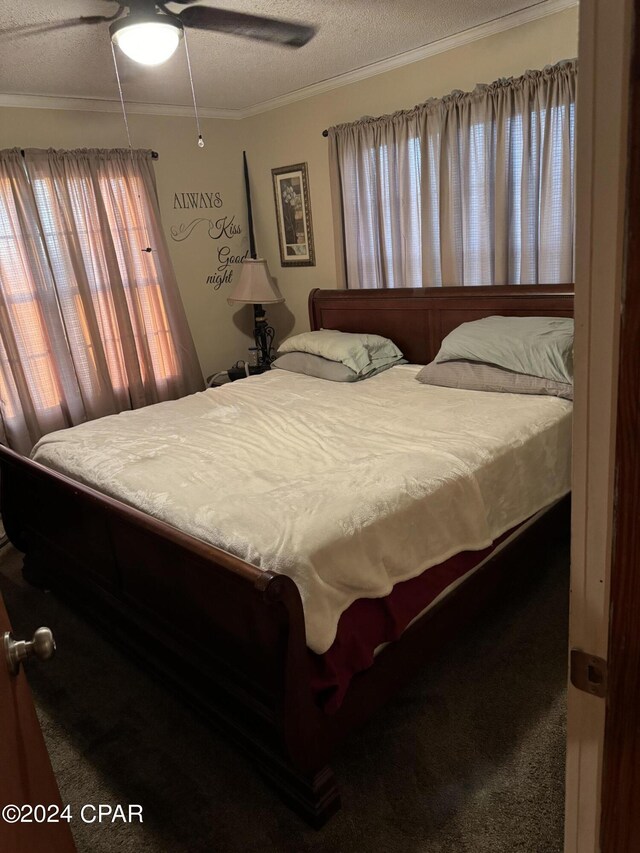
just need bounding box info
[0,446,339,826]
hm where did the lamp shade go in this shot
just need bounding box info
[227,259,285,305]
[110,17,183,66]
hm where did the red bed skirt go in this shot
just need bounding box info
[307,528,515,713]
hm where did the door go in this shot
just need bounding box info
[0,591,76,853]
[565,0,636,850]
[600,0,640,846]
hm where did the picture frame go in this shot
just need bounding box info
[271,163,315,267]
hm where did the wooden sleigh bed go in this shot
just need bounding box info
[0,284,573,827]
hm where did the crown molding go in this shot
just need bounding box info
[241,0,578,117]
[0,0,577,121]
[0,92,241,120]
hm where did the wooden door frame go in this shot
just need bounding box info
[565,1,634,851]
[600,0,640,848]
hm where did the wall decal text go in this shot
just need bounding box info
[173,192,223,209]
[169,191,247,292]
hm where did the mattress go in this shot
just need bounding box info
[32,365,572,655]
[309,521,524,712]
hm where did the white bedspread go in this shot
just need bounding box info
[32,365,572,654]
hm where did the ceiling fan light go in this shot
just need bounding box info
[111,20,182,66]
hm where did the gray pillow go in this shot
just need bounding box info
[416,359,573,400]
[271,352,404,382]
[277,329,403,376]
[359,353,406,376]
[272,352,360,382]
[434,316,574,384]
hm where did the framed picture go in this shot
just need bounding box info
[271,163,315,267]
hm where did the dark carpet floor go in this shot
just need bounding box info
[0,543,568,853]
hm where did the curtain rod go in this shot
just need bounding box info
[320,59,576,141]
[19,149,159,159]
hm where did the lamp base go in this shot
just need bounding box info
[253,303,276,367]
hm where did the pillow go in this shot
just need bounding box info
[272,352,404,382]
[360,353,407,377]
[277,329,403,376]
[272,352,359,382]
[416,359,573,400]
[434,316,574,384]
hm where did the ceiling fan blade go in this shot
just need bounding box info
[177,6,316,48]
[1,9,125,37]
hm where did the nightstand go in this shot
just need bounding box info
[227,364,271,382]
[206,365,272,387]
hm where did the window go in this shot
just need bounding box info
[0,149,201,453]
[0,175,64,419]
[31,172,180,396]
[331,61,577,289]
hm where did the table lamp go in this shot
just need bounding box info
[227,258,285,369]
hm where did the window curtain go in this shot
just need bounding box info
[328,59,576,289]
[0,148,203,454]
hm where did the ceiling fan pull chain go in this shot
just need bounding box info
[183,29,204,149]
[111,41,133,149]
[110,42,154,253]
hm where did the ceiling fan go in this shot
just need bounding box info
[7,0,317,65]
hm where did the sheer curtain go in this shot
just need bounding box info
[0,148,203,454]
[328,60,576,289]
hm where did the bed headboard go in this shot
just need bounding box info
[308,284,574,364]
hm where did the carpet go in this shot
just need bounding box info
[0,542,568,853]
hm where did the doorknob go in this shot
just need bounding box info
[4,627,56,675]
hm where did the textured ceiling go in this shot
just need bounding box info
[0,0,554,111]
